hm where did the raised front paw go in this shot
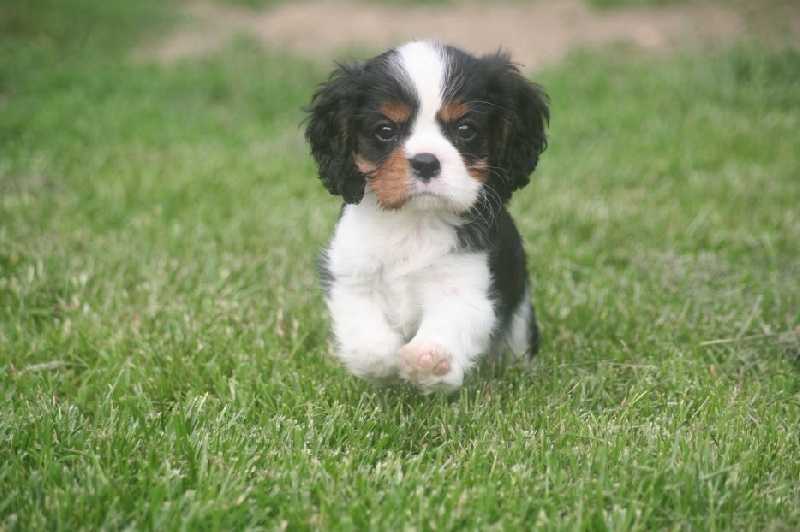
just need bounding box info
[398,340,463,394]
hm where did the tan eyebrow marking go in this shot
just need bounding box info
[380,101,413,123]
[438,100,470,123]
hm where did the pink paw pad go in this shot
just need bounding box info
[433,358,451,376]
[398,341,454,387]
[417,352,435,369]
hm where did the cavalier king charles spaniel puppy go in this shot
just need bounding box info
[305,41,549,394]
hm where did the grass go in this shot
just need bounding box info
[2,0,799,529]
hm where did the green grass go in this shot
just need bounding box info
[2,0,799,529]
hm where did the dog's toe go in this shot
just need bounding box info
[432,358,451,376]
[416,351,436,370]
[398,341,460,393]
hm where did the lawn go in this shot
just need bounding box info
[1,0,799,529]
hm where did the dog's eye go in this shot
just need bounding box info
[375,123,397,143]
[456,121,477,141]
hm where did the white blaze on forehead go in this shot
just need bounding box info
[394,41,446,134]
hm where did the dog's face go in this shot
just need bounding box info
[305,41,549,211]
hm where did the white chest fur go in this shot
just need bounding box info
[327,197,467,335]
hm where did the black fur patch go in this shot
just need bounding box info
[457,204,538,356]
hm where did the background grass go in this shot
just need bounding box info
[2,0,799,529]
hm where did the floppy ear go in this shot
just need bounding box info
[488,58,550,200]
[304,63,366,204]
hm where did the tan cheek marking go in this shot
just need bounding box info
[438,100,469,123]
[367,148,412,210]
[380,101,412,124]
[466,158,489,183]
[354,154,377,174]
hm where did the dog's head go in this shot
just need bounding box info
[304,41,549,211]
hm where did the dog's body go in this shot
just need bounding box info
[305,41,549,393]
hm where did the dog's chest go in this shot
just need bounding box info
[328,204,466,334]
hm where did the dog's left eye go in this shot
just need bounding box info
[375,123,398,143]
[456,121,477,141]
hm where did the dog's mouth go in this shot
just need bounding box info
[405,186,477,214]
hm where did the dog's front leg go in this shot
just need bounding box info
[398,256,497,394]
[327,284,405,386]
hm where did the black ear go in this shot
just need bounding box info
[489,59,550,200]
[304,63,366,204]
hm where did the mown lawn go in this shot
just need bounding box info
[1,0,799,529]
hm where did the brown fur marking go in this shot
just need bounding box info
[466,158,489,183]
[354,153,377,174]
[438,100,469,123]
[367,147,412,210]
[380,101,413,123]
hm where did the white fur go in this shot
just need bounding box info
[394,41,444,122]
[326,192,497,393]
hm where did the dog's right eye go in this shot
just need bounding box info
[375,123,397,143]
[456,120,478,142]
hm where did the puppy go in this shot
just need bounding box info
[304,41,549,393]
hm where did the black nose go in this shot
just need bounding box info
[409,153,441,181]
